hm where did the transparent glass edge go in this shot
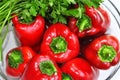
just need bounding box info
[102,0,120,80]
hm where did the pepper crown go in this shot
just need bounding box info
[8,50,23,68]
[62,73,72,80]
[77,14,91,32]
[39,60,57,76]
[50,36,67,54]
[98,45,116,62]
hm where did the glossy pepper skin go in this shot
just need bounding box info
[6,46,35,77]
[61,58,99,80]
[12,14,45,47]
[83,35,120,69]
[40,23,80,63]
[20,54,62,80]
[68,6,110,38]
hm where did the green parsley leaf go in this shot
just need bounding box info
[66,0,76,4]
[29,6,37,16]
[77,0,104,8]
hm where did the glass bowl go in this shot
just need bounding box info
[0,0,120,80]
[98,0,120,80]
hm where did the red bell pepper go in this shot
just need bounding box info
[83,35,120,69]
[68,6,110,38]
[6,46,35,77]
[12,14,45,47]
[20,54,62,80]
[40,23,80,63]
[61,58,99,80]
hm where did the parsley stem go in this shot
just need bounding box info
[0,1,15,61]
[0,1,10,10]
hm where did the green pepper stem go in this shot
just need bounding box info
[98,45,116,62]
[50,36,67,54]
[77,14,91,32]
[62,73,72,80]
[39,60,57,76]
[8,50,23,68]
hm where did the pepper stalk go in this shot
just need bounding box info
[98,45,116,62]
[39,60,57,76]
